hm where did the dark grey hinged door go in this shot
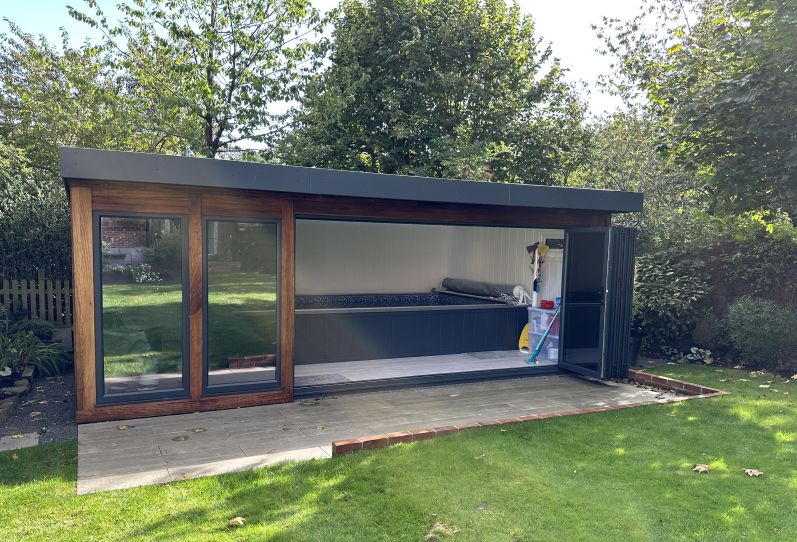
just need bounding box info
[602,227,637,379]
[559,228,610,378]
[559,227,637,379]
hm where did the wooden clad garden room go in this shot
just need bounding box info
[61,147,643,423]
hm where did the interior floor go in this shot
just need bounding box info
[294,349,555,387]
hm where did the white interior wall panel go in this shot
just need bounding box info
[296,219,564,299]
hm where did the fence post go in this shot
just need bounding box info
[1,278,8,315]
[45,278,54,323]
[36,270,45,320]
[64,278,73,327]
[10,279,19,316]
[21,278,29,315]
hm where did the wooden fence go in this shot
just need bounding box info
[0,271,73,327]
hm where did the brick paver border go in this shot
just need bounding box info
[627,369,727,397]
[330,370,728,457]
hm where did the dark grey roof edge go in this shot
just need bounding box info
[59,147,643,213]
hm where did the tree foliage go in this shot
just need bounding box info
[278,0,587,182]
[598,0,797,216]
[0,23,174,277]
[569,111,708,248]
[70,0,325,157]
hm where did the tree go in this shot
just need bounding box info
[70,0,325,157]
[277,0,587,183]
[598,0,797,217]
[569,111,708,249]
[0,22,180,277]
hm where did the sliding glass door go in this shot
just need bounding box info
[204,219,280,393]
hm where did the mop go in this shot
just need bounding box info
[527,305,561,365]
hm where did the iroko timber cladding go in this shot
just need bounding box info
[68,178,611,423]
[70,181,294,423]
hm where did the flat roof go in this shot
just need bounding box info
[59,147,643,213]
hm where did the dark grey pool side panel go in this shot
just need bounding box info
[294,305,528,364]
[59,147,644,213]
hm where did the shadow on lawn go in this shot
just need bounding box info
[0,441,77,487]
[128,451,419,540]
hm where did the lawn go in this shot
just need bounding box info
[101,272,277,378]
[1,365,795,541]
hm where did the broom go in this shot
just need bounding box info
[527,305,561,365]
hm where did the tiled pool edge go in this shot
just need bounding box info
[331,370,728,456]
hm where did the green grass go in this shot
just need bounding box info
[101,272,277,378]
[2,365,795,541]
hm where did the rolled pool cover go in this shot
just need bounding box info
[440,277,518,299]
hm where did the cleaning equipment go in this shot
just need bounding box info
[518,323,530,352]
[527,305,561,364]
[526,242,549,308]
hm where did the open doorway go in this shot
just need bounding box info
[293,219,564,391]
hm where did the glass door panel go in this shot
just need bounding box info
[205,220,280,392]
[97,215,188,401]
[560,228,608,378]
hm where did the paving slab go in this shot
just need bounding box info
[0,432,39,451]
[78,374,671,494]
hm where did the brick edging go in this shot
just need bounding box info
[331,371,728,457]
[628,369,727,397]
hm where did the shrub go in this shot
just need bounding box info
[634,253,708,354]
[702,212,797,311]
[143,228,182,279]
[27,341,72,376]
[724,297,797,373]
[131,263,162,284]
[10,320,55,341]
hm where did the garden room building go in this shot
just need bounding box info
[60,147,643,423]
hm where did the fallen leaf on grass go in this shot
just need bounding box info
[692,464,710,474]
[10,453,18,460]
[228,517,246,528]
[474,453,486,460]
[426,522,458,541]
[744,468,765,477]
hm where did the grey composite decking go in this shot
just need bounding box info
[77,374,675,494]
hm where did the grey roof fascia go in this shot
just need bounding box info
[59,147,643,213]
